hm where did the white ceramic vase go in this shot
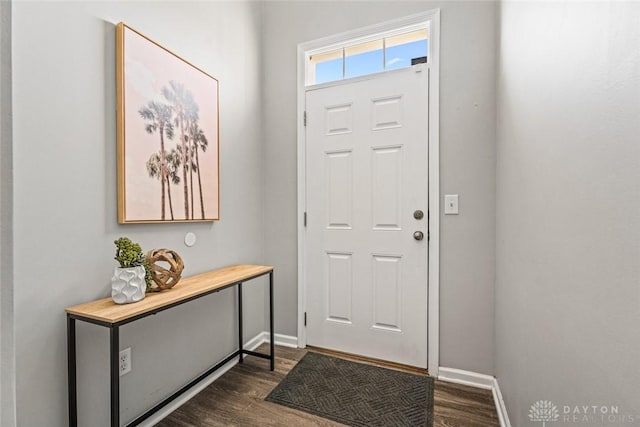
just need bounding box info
[111,266,146,304]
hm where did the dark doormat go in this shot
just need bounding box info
[266,352,434,426]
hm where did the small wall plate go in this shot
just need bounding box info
[184,232,197,247]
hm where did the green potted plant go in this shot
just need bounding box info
[112,237,149,304]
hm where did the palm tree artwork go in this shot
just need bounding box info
[146,149,182,221]
[188,121,209,220]
[137,80,214,221]
[117,23,218,223]
[187,144,198,220]
[164,148,182,220]
[139,102,174,220]
[161,81,199,220]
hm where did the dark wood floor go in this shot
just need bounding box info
[157,344,499,427]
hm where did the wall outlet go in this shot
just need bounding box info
[119,347,131,376]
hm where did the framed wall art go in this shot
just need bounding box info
[116,23,219,223]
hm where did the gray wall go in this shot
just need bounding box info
[0,0,16,425]
[262,1,498,374]
[495,2,640,425]
[12,1,265,426]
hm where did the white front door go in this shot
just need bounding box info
[305,66,429,368]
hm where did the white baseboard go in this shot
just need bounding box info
[438,367,494,390]
[270,332,298,348]
[244,332,268,350]
[438,367,511,427]
[491,377,511,427]
[138,331,270,427]
[246,331,299,348]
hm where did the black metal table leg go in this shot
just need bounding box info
[238,282,243,364]
[67,315,77,427]
[269,271,274,371]
[110,326,120,427]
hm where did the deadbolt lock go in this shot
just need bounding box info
[413,210,424,220]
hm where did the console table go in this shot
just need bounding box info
[65,264,274,427]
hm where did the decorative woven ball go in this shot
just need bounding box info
[146,249,184,291]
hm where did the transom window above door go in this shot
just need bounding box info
[306,25,429,86]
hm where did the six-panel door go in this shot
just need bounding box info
[305,66,429,368]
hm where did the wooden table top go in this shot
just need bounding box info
[65,264,273,324]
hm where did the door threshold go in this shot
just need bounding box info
[306,345,429,376]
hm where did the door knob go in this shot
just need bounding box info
[413,231,424,241]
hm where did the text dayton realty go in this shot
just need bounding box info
[562,405,635,424]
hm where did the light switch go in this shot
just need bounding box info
[444,194,459,215]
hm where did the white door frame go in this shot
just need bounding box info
[296,9,440,376]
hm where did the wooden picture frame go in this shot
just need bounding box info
[116,23,219,223]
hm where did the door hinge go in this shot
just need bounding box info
[304,212,307,227]
[304,312,307,326]
[303,111,307,127]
